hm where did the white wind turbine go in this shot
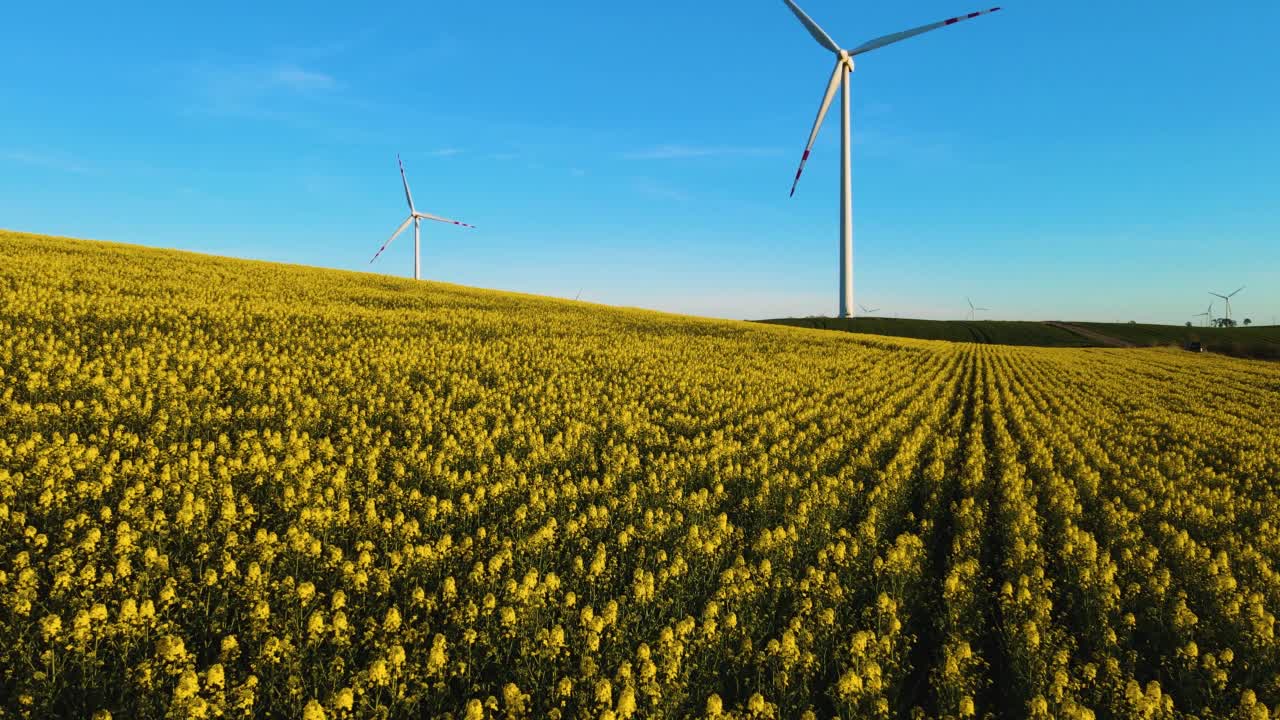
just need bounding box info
[966,297,989,321]
[858,303,880,314]
[1209,286,1244,322]
[780,0,1001,318]
[1194,301,1213,327]
[370,155,475,280]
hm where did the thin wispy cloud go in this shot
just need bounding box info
[623,144,783,160]
[185,62,341,118]
[853,128,954,163]
[2,149,94,175]
[269,66,337,92]
[632,178,690,203]
[275,28,379,63]
[425,148,465,157]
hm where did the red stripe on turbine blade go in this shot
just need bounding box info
[802,149,811,161]
[967,12,979,18]
[945,18,959,25]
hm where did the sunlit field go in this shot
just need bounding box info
[2,231,1278,719]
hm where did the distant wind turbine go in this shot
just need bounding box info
[858,304,880,314]
[779,0,1001,319]
[966,297,989,321]
[1194,301,1213,327]
[1209,286,1244,321]
[370,154,475,280]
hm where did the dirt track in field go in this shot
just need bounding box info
[1044,321,1137,348]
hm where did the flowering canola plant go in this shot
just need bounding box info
[1,231,1279,719]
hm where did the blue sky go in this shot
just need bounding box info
[3,0,1278,324]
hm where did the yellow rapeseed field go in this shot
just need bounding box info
[1,230,1278,719]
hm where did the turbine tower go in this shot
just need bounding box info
[780,0,1001,318]
[1195,301,1213,327]
[1209,287,1244,321]
[966,297,989,321]
[371,154,475,280]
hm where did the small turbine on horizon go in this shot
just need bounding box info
[858,304,880,314]
[370,155,475,280]
[1194,301,1213,327]
[966,297,989,321]
[779,0,1001,319]
[1209,286,1244,321]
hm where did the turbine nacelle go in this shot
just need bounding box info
[778,0,1001,317]
[782,0,1001,197]
[371,155,474,280]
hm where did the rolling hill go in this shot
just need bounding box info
[758,317,1096,347]
[3,230,1279,719]
[760,316,1280,359]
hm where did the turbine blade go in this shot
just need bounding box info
[398,154,416,213]
[1230,286,1245,297]
[1210,292,1228,299]
[415,211,476,229]
[789,63,843,197]
[850,6,1000,57]
[371,216,413,263]
[781,0,842,54]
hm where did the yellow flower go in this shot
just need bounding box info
[174,669,200,701]
[427,635,447,674]
[302,699,326,720]
[157,634,188,664]
[333,688,354,712]
[206,663,226,690]
[595,678,613,705]
[251,600,270,622]
[220,635,240,662]
[837,670,862,697]
[40,614,61,641]
[332,611,350,636]
[502,683,528,714]
[307,610,327,638]
[615,686,637,719]
[383,606,401,633]
[297,581,316,604]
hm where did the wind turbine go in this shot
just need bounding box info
[779,0,1001,318]
[858,304,880,314]
[966,297,989,321]
[1209,286,1244,321]
[370,155,475,280]
[1195,301,1213,327]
